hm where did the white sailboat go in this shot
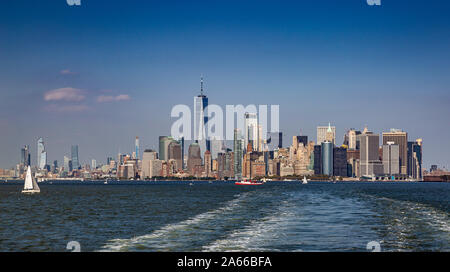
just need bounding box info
[22,166,40,194]
[302,176,308,184]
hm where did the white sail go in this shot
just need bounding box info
[24,166,34,190]
[302,176,308,184]
[22,166,40,193]
[32,174,40,191]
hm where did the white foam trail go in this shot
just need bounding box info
[202,198,296,252]
[364,194,450,250]
[99,192,253,252]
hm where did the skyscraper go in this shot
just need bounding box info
[317,123,336,145]
[135,136,140,160]
[407,139,423,179]
[180,136,185,170]
[71,145,80,170]
[187,142,202,176]
[168,141,182,171]
[20,145,31,166]
[359,131,383,177]
[293,136,308,147]
[382,129,408,175]
[159,136,175,161]
[348,129,362,150]
[194,77,209,157]
[233,128,243,179]
[333,147,348,177]
[141,149,158,178]
[267,132,282,151]
[37,137,46,169]
[383,142,400,176]
[313,145,322,175]
[204,150,212,177]
[244,112,258,152]
[39,151,47,170]
[321,141,333,176]
[64,156,72,172]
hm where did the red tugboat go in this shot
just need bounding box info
[235,179,263,185]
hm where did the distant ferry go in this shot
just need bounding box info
[235,179,263,185]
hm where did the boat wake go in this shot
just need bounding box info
[100,191,257,251]
[202,199,295,252]
[362,194,450,251]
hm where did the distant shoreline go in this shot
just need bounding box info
[1,179,448,183]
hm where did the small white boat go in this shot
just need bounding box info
[189,182,194,186]
[302,176,308,184]
[22,166,40,194]
[235,179,263,186]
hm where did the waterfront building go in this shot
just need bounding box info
[321,141,333,176]
[180,136,185,169]
[168,141,182,172]
[141,149,158,178]
[359,131,383,177]
[194,77,209,157]
[226,151,234,178]
[382,129,408,175]
[204,150,212,177]
[251,160,266,178]
[150,159,163,177]
[118,163,135,179]
[280,162,294,177]
[217,152,226,179]
[187,142,202,177]
[382,142,400,176]
[233,129,243,179]
[91,159,97,170]
[71,145,80,170]
[317,123,336,145]
[333,147,348,177]
[346,149,360,177]
[313,145,322,175]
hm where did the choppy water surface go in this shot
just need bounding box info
[0,181,448,252]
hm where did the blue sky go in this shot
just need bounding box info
[0,0,449,170]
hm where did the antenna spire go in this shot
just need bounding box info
[200,75,204,96]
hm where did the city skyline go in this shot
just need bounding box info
[1,1,450,169]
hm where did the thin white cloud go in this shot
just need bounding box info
[44,87,85,102]
[60,69,77,75]
[97,94,131,103]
